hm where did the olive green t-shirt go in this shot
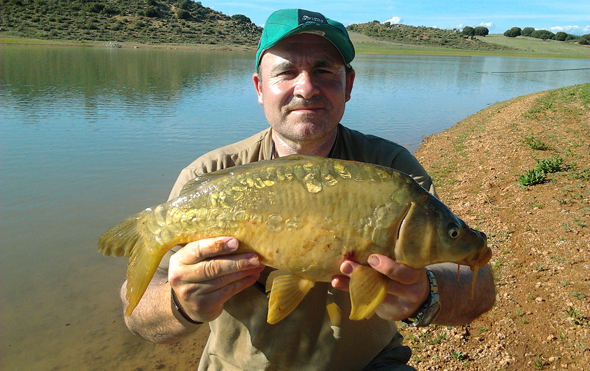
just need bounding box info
[163,125,435,371]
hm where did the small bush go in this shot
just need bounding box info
[535,156,563,173]
[524,136,549,150]
[176,9,190,19]
[518,168,546,186]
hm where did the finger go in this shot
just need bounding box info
[368,254,424,285]
[331,275,350,291]
[339,259,359,276]
[199,267,264,304]
[170,252,262,286]
[181,259,265,294]
[176,266,264,322]
[174,237,239,265]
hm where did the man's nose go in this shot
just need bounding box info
[293,72,320,100]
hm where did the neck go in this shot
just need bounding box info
[271,129,338,158]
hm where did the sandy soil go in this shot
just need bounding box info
[407,83,590,370]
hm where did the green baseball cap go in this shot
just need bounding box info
[256,9,355,67]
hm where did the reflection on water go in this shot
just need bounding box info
[1,45,589,370]
[345,55,590,150]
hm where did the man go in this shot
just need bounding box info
[121,9,495,370]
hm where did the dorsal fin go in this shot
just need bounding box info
[179,156,315,197]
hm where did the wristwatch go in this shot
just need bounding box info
[401,268,441,327]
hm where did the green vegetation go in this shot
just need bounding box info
[476,34,590,58]
[503,25,588,44]
[518,84,590,187]
[503,27,522,38]
[535,156,563,174]
[517,156,564,186]
[1,1,588,58]
[347,21,512,51]
[524,136,549,150]
[0,0,261,45]
[518,168,547,186]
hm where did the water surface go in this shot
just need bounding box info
[1,45,589,370]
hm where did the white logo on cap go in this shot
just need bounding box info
[301,14,326,24]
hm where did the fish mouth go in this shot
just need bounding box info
[458,230,492,270]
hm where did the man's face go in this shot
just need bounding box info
[253,33,355,148]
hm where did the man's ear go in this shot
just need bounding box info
[345,69,355,102]
[253,72,264,105]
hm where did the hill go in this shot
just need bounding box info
[0,0,261,46]
[347,21,512,52]
[1,1,588,58]
[476,34,590,59]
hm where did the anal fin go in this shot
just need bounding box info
[349,265,389,320]
[267,274,315,324]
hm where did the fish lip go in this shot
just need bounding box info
[454,230,492,270]
[463,243,492,270]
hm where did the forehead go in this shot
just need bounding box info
[260,33,345,69]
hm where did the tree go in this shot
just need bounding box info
[474,26,489,36]
[176,9,190,19]
[522,27,535,37]
[462,26,475,38]
[530,30,555,40]
[143,6,160,18]
[555,32,567,41]
[231,14,251,23]
[504,27,521,38]
[577,34,590,45]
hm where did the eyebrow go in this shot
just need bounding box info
[271,59,339,73]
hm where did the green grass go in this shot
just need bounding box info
[524,136,549,150]
[476,34,590,59]
[349,32,590,58]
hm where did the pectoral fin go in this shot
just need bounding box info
[326,302,342,327]
[267,274,315,324]
[265,270,290,293]
[349,265,389,320]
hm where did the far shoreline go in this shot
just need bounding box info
[2,34,588,59]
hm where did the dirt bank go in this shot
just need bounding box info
[408,83,590,370]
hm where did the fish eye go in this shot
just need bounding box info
[447,223,460,239]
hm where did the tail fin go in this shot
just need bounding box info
[98,210,168,316]
[98,213,145,257]
[124,238,168,315]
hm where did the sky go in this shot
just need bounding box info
[208,0,590,35]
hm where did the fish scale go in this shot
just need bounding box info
[99,154,491,324]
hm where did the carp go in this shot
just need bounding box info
[99,155,491,324]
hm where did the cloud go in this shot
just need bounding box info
[385,16,402,24]
[549,25,590,35]
[479,22,494,29]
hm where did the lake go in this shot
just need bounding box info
[1,45,589,370]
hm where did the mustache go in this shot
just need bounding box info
[286,96,329,111]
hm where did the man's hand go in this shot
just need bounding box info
[168,237,265,323]
[331,254,430,321]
